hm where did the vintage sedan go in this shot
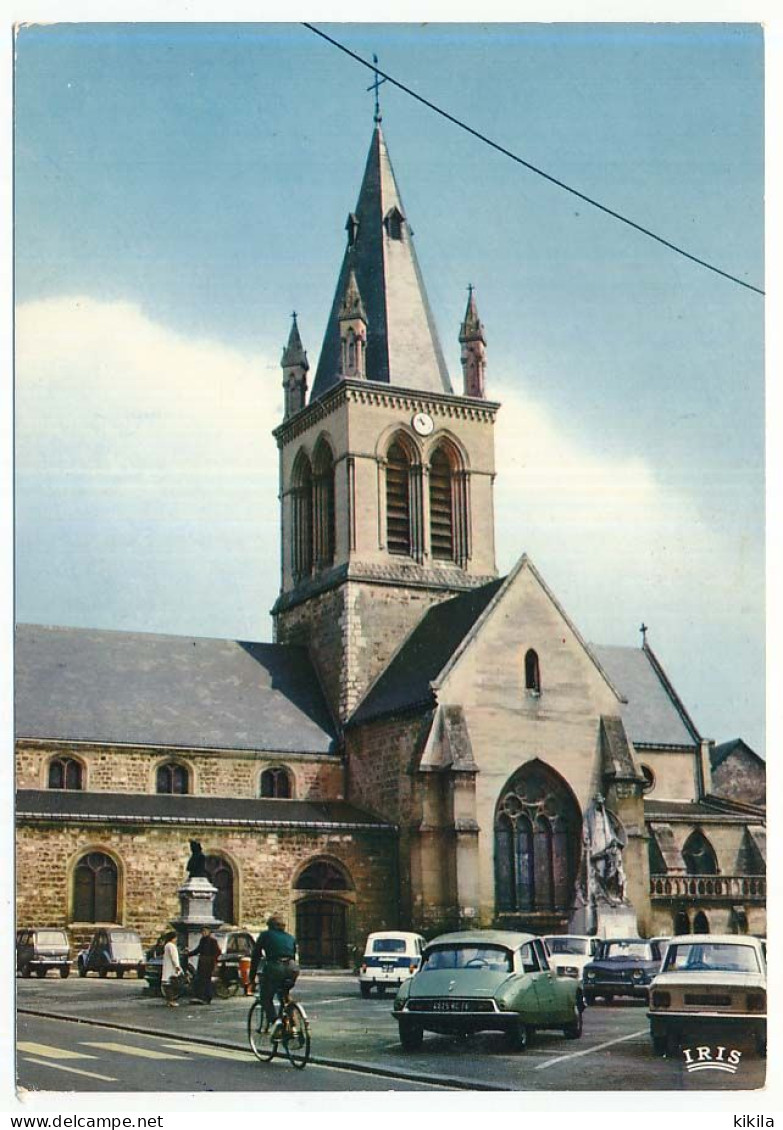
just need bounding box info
[648,934,766,1057]
[77,928,146,978]
[543,935,599,983]
[16,927,72,978]
[392,930,583,1051]
[582,938,663,1003]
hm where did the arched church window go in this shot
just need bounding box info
[292,452,314,579]
[156,761,190,795]
[73,851,118,923]
[204,855,235,925]
[312,441,336,570]
[260,766,293,799]
[524,649,541,694]
[48,756,83,790]
[693,910,710,934]
[296,858,353,891]
[683,830,719,875]
[429,447,454,560]
[386,442,412,556]
[494,761,580,916]
[640,764,655,792]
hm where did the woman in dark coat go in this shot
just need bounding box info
[188,926,221,1003]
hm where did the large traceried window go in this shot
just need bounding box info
[386,441,412,556]
[73,851,118,923]
[683,830,719,875]
[494,761,580,916]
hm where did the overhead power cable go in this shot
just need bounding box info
[303,23,764,298]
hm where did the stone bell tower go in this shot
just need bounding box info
[272,121,502,723]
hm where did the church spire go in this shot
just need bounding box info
[459,285,487,399]
[338,269,368,379]
[281,313,309,419]
[310,124,453,400]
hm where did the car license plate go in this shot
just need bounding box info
[432,1000,470,1012]
[381,963,395,971]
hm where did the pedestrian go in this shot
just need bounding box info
[161,931,183,1009]
[249,915,300,1031]
[188,925,221,1004]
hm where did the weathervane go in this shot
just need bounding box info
[367,54,387,124]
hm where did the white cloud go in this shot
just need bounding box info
[14,296,764,749]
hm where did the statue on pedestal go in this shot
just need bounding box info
[186,840,209,880]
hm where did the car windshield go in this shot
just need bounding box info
[36,931,68,947]
[110,937,143,959]
[664,943,761,974]
[546,937,589,956]
[423,945,512,972]
[602,942,653,960]
[371,939,407,954]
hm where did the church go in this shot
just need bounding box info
[15,118,766,967]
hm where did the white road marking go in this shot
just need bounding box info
[535,1028,648,1070]
[314,996,355,1004]
[81,1040,186,1060]
[21,1057,117,1083]
[17,1042,95,1060]
[160,1041,257,1062]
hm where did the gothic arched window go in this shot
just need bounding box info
[524,649,541,694]
[156,761,190,795]
[429,446,454,560]
[48,756,83,790]
[312,441,336,570]
[296,858,353,892]
[494,761,580,916]
[73,851,118,923]
[693,910,710,934]
[205,855,235,925]
[386,441,412,556]
[292,452,314,580]
[260,766,293,799]
[683,830,719,875]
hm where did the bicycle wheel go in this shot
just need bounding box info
[247,1000,277,1062]
[284,1002,310,1069]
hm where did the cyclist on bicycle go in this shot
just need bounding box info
[249,915,299,1031]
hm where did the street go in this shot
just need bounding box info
[17,973,766,1093]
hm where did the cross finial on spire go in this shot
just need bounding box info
[640,622,649,647]
[467,283,474,296]
[367,54,387,124]
[291,310,298,323]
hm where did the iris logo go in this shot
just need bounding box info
[682,1046,742,1074]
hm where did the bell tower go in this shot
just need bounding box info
[272,122,501,723]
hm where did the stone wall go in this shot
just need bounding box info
[15,818,397,956]
[16,740,344,801]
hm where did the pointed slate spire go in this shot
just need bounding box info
[281,313,309,419]
[311,124,453,400]
[338,269,368,323]
[459,285,487,399]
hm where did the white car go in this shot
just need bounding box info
[359,931,425,998]
[543,935,599,983]
[648,934,766,1057]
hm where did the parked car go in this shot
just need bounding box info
[648,934,766,1057]
[16,927,72,978]
[77,928,146,978]
[392,930,583,1052]
[359,931,425,998]
[582,937,663,1003]
[543,935,599,983]
[143,928,255,996]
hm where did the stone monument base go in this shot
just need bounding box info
[170,876,222,953]
[593,901,638,939]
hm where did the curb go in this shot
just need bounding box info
[17,1007,507,1092]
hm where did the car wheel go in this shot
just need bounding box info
[603,994,613,1004]
[98,966,108,979]
[651,1034,668,1057]
[584,990,596,1005]
[21,964,32,979]
[504,1020,530,1052]
[59,966,70,979]
[563,1002,583,1040]
[136,965,145,979]
[35,969,46,978]
[78,962,87,978]
[377,985,387,998]
[359,983,371,999]
[398,1020,424,1051]
[116,969,125,979]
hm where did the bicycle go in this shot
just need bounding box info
[247,984,311,1069]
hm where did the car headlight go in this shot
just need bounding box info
[747,992,766,1012]
[586,970,596,981]
[632,969,645,982]
[559,966,579,978]
[651,991,670,1009]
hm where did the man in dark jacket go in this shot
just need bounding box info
[188,926,221,1003]
[250,916,299,1028]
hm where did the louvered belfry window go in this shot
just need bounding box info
[386,442,411,555]
[429,447,454,560]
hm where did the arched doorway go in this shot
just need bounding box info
[73,851,118,923]
[674,909,690,935]
[693,910,710,934]
[494,760,581,920]
[294,859,353,968]
[205,855,234,925]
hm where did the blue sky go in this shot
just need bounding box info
[14,22,765,752]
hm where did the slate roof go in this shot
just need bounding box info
[349,579,504,726]
[311,124,453,400]
[15,625,337,754]
[711,738,764,769]
[644,798,749,820]
[589,644,700,748]
[16,790,392,831]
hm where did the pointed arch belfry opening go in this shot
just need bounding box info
[312,438,336,569]
[494,760,581,923]
[385,433,424,559]
[427,438,469,566]
[291,450,314,580]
